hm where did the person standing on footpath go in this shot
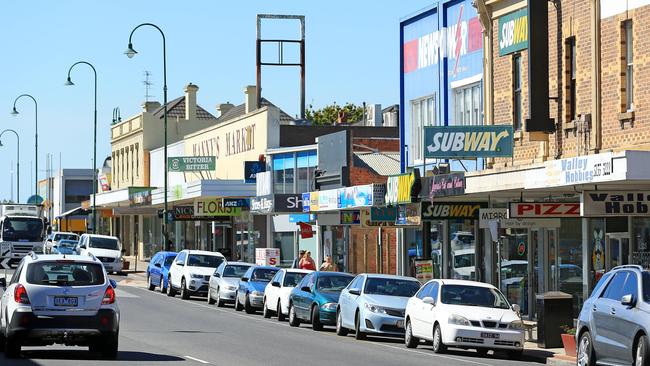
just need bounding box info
[292,249,306,268]
[299,251,317,270]
[319,255,338,272]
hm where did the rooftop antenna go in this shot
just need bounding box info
[143,70,155,102]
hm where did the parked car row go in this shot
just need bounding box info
[147,249,526,359]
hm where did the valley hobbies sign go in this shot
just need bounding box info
[168,156,216,172]
[498,8,528,56]
[582,191,650,216]
[424,125,513,158]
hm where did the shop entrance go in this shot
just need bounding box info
[606,232,630,270]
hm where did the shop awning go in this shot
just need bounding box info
[56,206,90,219]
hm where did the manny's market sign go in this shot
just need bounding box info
[424,125,513,159]
[582,191,650,216]
[385,170,421,206]
[421,202,487,220]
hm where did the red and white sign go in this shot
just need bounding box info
[255,248,280,266]
[510,202,580,218]
[298,222,313,239]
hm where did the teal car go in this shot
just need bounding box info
[288,271,354,331]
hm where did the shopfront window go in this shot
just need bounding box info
[558,218,583,317]
[499,228,528,315]
[274,232,295,267]
[272,150,317,194]
[449,219,477,281]
[633,218,650,268]
[324,227,347,273]
[297,151,317,194]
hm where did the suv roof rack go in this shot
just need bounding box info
[612,264,644,271]
[87,252,97,261]
[28,251,38,260]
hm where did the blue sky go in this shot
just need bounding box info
[0,0,434,202]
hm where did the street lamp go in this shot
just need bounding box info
[125,23,170,251]
[11,94,37,197]
[0,129,20,203]
[65,61,98,234]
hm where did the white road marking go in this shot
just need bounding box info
[185,355,210,364]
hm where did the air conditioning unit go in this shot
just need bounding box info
[366,104,382,127]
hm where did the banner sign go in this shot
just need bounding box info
[256,171,273,196]
[510,202,580,218]
[302,192,312,212]
[385,170,421,205]
[99,174,111,192]
[339,185,373,208]
[244,161,266,184]
[299,222,314,239]
[288,214,315,223]
[317,189,339,211]
[498,8,528,56]
[194,198,242,217]
[360,208,399,228]
[424,125,513,158]
[421,202,486,220]
[396,203,422,226]
[582,191,650,217]
[430,172,465,198]
[525,152,619,189]
[128,187,153,207]
[168,156,215,172]
[340,211,361,225]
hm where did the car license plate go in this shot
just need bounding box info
[480,332,500,339]
[396,320,404,328]
[54,296,78,307]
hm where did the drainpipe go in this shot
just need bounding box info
[590,0,602,152]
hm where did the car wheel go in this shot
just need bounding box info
[277,301,286,322]
[355,312,366,340]
[180,278,190,300]
[244,294,254,314]
[636,335,648,366]
[216,289,224,307]
[405,319,418,348]
[4,333,21,359]
[207,288,216,305]
[336,309,348,336]
[507,350,523,360]
[101,333,119,359]
[235,292,243,311]
[311,305,323,331]
[577,331,596,366]
[167,277,176,297]
[160,277,166,294]
[289,303,300,327]
[147,273,155,291]
[432,324,446,354]
[263,298,272,318]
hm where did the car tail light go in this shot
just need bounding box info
[14,284,30,304]
[102,286,115,305]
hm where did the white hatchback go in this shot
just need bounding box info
[0,253,119,359]
[404,279,525,359]
[263,269,312,320]
[167,250,225,300]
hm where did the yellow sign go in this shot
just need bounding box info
[385,171,420,205]
[309,192,320,212]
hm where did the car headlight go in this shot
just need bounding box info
[364,303,387,314]
[226,285,237,291]
[321,302,337,311]
[509,320,526,330]
[448,314,471,326]
[251,291,263,297]
[190,273,204,279]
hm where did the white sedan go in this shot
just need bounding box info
[263,268,312,320]
[404,279,525,359]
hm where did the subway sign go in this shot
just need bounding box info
[421,202,486,220]
[498,8,528,56]
[385,170,421,206]
[510,202,580,218]
[424,126,513,158]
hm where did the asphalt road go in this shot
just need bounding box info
[0,272,549,366]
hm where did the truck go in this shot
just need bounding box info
[0,203,47,267]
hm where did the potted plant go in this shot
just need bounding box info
[560,325,577,357]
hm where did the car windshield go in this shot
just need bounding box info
[455,234,474,245]
[441,284,510,309]
[187,254,224,268]
[251,268,278,282]
[454,254,475,268]
[317,275,352,292]
[364,278,421,297]
[284,272,308,287]
[163,256,176,268]
[55,233,78,241]
[223,265,250,278]
[88,237,119,250]
[26,261,105,286]
[2,217,44,241]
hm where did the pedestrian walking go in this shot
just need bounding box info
[299,251,317,270]
[292,249,306,268]
[319,255,338,272]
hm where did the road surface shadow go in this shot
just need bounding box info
[18,349,185,361]
[412,345,550,363]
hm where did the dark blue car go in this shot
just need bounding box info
[147,251,178,292]
[235,266,279,314]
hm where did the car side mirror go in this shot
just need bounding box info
[121,249,126,254]
[349,289,361,296]
[621,294,635,307]
[241,277,249,282]
[109,279,118,289]
[154,263,162,268]
[301,286,311,293]
[272,281,280,287]
[422,296,436,306]
[0,278,6,289]
[176,261,184,266]
[213,273,221,278]
[80,244,86,249]
[511,303,521,313]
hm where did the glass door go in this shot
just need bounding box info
[606,232,630,270]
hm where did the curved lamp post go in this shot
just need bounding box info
[65,61,98,233]
[11,94,37,196]
[0,129,20,203]
[125,23,169,251]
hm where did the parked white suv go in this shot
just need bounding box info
[0,253,120,359]
[77,234,124,274]
[167,250,225,300]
